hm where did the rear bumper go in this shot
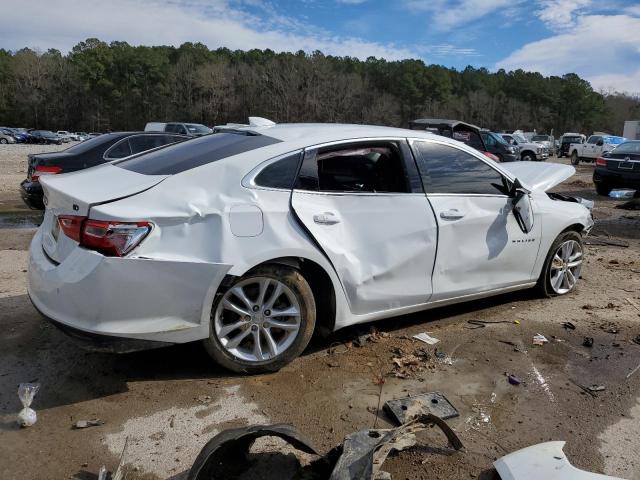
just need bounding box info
[20,180,45,209]
[593,168,640,189]
[28,228,231,345]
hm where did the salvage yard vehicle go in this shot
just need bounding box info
[501,133,548,161]
[558,133,585,158]
[569,134,626,165]
[28,124,593,373]
[480,129,519,162]
[0,130,16,144]
[593,140,640,196]
[28,130,63,145]
[20,131,189,209]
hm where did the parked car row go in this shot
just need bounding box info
[0,127,98,144]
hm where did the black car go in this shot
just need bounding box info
[21,132,189,209]
[593,141,640,196]
[410,118,489,150]
[28,130,62,145]
[480,130,519,162]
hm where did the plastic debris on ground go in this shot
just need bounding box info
[74,419,105,429]
[412,332,439,345]
[508,374,522,386]
[384,392,459,425]
[532,334,549,346]
[587,385,605,392]
[17,383,40,428]
[609,189,635,199]
[583,337,594,348]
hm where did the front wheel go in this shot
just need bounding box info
[203,265,316,374]
[521,152,535,162]
[571,152,580,165]
[595,182,612,196]
[537,231,584,297]
[0,138,7,144]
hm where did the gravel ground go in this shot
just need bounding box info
[0,153,638,480]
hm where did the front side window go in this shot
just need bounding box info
[587,136,598,144]
[412,141,509,195]
[295,142,410,193]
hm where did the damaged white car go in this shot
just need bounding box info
[28,124,593,373]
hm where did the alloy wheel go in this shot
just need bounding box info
[213,276,302,362]
[549,240,583,294]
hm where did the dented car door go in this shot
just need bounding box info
[291,139,437,315]
[411,140,541,300]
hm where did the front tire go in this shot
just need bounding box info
[521,152,535,162]
[203,265,316,374]
[537,231,584,297]
[571,152,580,165]
[0,138,7,144]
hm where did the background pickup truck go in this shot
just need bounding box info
[569,134,625,165]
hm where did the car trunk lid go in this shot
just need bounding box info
[604,152,640,172]
[39,164,168,263]
[499,162,575,191]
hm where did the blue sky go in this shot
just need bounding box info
[2,0,640,93]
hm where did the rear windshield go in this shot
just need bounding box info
[562,136,582,143]
[63,133,124,154]
[116,132,282,175]
[612,142,640,154]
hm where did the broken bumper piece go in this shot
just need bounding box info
[494,441,626,480]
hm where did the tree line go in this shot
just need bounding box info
[0,38,638,135]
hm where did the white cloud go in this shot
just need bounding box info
[0,0,416,60]
[496,14,640,94]
[536,0,592,30]
[404,0,515,31]
[337,0,368,4]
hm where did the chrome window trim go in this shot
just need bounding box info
[292,190,427,198]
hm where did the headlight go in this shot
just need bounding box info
[508,146,515,153]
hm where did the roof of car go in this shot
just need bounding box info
[240,123,439,145]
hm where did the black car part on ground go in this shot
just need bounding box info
[20,132,189,209]
[593,141,640,196]
[187,414,463,480]
[409,118,487,152]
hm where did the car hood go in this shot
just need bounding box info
[500,162,575,191]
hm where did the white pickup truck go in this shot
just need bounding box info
[569,134,626,165]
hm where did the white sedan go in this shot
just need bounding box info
[28,123,593,373]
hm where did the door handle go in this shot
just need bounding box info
[313,212,340,225]
[440,209,465,220]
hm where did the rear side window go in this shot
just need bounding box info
[254,152,302,189]
[117,132,282,175]
[412,141,508,195]
[295,142,411,193]
[105,138,132,159]
[166,123,187,134]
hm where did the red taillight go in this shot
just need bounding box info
[32,165,62,183]
[483,151,499,162]
[56,215,151,257]
[595,157,607,166]
[81,219,151,257]
[57,215,84,242]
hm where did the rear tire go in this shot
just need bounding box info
[571,152,580,165]
[203,265,316,374]
[537,231,584,297]
[595,182,612,196]
[0,138,7,144]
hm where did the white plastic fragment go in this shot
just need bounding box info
[97,465,107,480]
[532,334,549,346]
[17,383,40,427]
[413,332,439,345]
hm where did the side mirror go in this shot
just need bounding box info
[513,191,534,234]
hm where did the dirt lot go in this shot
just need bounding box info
[0,146,639,480]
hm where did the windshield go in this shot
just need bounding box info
[186,123,212,134]
[603,136,625,145]
[532,135,549,141]
[513,134,528,143]
[490,132,508,145]
[611,142,640,154]
[562,136,582,143]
